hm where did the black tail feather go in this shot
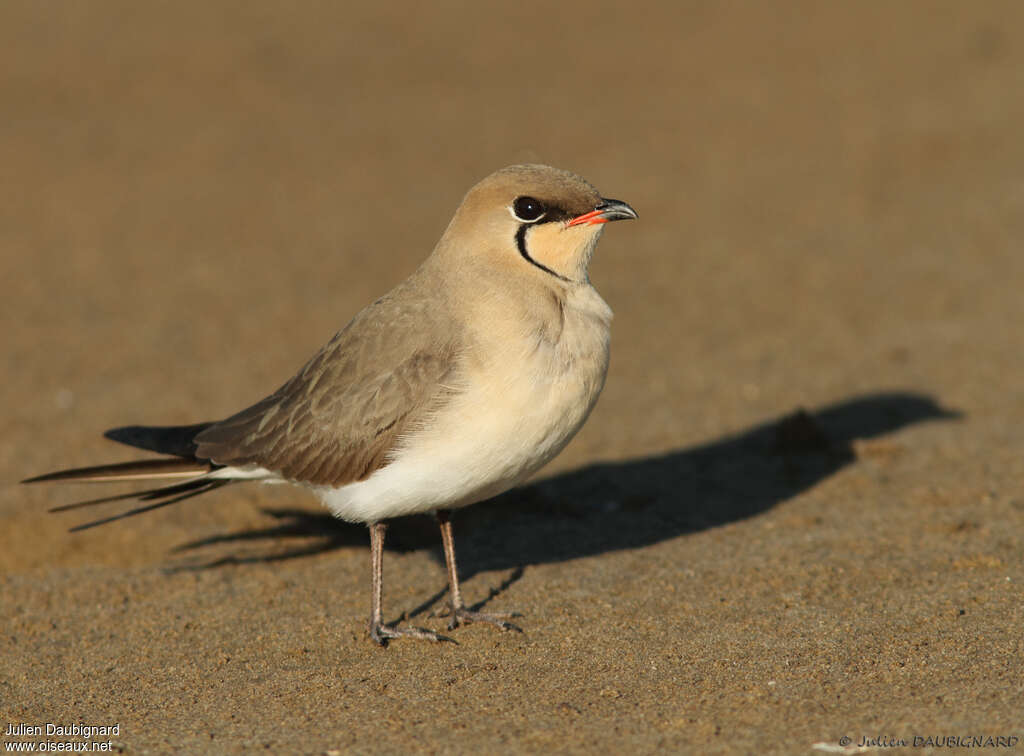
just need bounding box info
[68,480,234,532]
[48,478,217,513]
[22,457,212,484]
[104,423,215,459]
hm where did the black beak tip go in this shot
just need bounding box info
[598,198,639,222]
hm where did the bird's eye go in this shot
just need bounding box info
[511,196,546,223]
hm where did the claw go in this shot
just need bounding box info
[443,607,523,633]
[369,622,457,647]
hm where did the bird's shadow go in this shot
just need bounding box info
[168,391,959,582]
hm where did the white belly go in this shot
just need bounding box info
[318,286,612,523]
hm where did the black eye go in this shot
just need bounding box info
[512,196,546,222]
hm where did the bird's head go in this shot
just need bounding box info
[439,164,637,284]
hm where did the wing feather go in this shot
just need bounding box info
[194,285,461,487]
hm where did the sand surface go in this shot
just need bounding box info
[3,2,1023,754]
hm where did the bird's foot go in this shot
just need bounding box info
[433,605,523,633]
[369,621,455,647]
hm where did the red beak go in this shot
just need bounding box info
[567,198,638,227]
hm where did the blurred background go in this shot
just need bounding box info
[6,1,1023,508]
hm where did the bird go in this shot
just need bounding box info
[22,164,638,645]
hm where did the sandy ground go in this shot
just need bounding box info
[3,2,1023,754]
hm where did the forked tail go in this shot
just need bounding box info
[21,422,233,531]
